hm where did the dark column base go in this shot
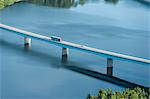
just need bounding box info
[107,58,113,76]
[24,43,31,51]
[107,67,113,76]
[61,55,68,64]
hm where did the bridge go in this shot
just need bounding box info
[0,24,149,77]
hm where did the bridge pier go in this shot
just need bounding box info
[107,58,113,76]
[62,47,69,64]
[24,37,32,50]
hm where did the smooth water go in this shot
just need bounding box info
[0,0,150,99]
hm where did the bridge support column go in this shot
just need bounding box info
[24,37,32,50]
[62,47,69,64]
[107,58,113,76]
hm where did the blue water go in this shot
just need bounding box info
[0,0,150,99]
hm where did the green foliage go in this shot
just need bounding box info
[0,0,4,9]
[4,0,16,6]
[0,0,19,9]
[86,87,149,99]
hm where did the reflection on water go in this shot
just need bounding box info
[27,0,77,8]
[27,0,120,8]
[26,0,150,8]
[104,0,119,4]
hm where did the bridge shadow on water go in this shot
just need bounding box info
[63,65,149,90]
[0,39,149,90]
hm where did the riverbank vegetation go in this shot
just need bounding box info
[0,0,22,9]
[86,87,149,99]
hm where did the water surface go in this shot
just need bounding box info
[0,0,150,99]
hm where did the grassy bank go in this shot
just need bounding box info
[0,0,22,9]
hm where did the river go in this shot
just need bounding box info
[0,0,149,99]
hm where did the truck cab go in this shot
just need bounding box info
[51,36,62,42]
